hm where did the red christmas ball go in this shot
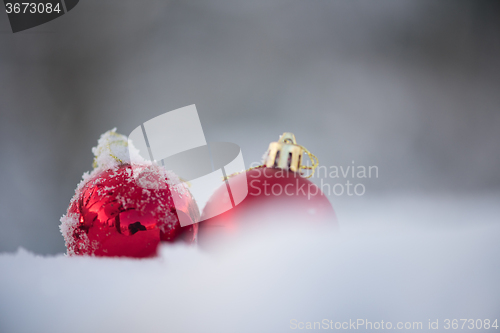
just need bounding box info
[198,167,337,248]
[61,164,199,258]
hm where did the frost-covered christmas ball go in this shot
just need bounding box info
[60,129,199,258]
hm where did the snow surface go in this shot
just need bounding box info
[3,130,500,332]
[1,197,499,333]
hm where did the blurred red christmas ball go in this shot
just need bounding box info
[62,164,199,258]
[198,167,336,248]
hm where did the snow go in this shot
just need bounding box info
[3,130,499,332]
[1,197,500,333]
[59,213,91,256]
[78,128,185,193]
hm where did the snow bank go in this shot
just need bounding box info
[1,222,499,333]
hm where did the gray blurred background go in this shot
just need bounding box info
[0,0,499,254]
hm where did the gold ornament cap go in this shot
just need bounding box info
[223,132,318,180]
[265,132,304,172]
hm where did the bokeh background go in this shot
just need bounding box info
[1,0,499,254]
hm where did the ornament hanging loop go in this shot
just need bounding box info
[298,144,319,178]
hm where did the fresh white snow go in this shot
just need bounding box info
[1,197,499,333]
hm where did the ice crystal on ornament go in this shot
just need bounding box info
[59,213,91,256]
